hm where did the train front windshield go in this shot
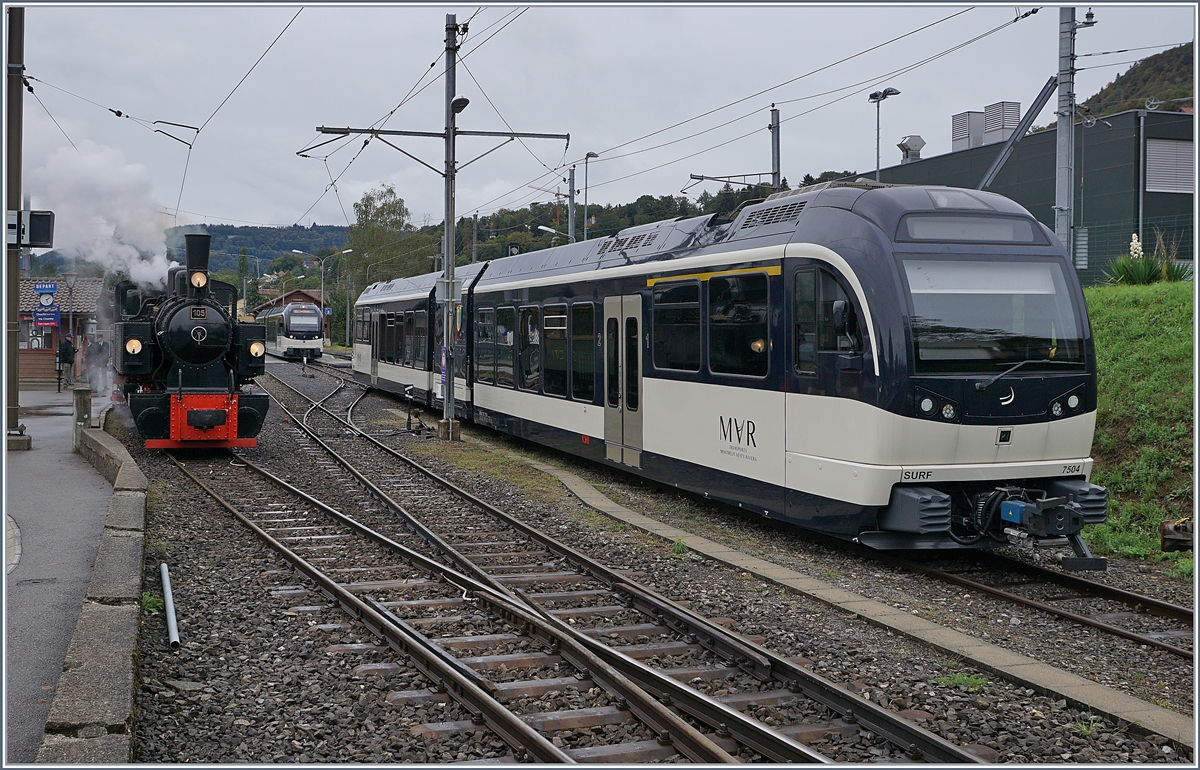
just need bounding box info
[288,314,321,332]
[902,258,1084,374]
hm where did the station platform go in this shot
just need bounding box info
[5,387,117,763]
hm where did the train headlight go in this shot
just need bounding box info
[941,403,957,420]
[249,341,265,357]
[190,271,208,288]
[125,338,143,354]
[750,338,766,354]
[1051,400,1064,418]
[919,396,936,415]
[1067,394,1081,410]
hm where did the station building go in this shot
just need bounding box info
[17,276,106,386]
[878,107,1193,286]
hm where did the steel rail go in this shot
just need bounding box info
[164,453,574,763]
[258,381,740,763]
[264,368,984,764]
[880,551,1193,659]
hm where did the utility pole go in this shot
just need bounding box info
[770,106,781,193]
[7,7,27,448]
[471,212,478,263]
[567,166,576,243]
[310,14,568,439]
[1055,7,1096,264]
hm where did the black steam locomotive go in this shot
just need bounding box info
[112,233,269,448]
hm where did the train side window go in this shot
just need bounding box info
[606,318,620,407]
[403,312,415,365]
[377,315,387,359]
[543,304,568,397]
[414,311,427,370]
[496,307,515,387]
[571,303,595,402]
[518,306,541,392]
[794,271,817,375]
[475,308,495,385]
[817,271,860,353]
[652,280,701,372]
[708,273,769,377]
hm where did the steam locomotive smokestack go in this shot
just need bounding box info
[184,233,211,275]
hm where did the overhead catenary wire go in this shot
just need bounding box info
[170,8,303,223]
[23,78,77,151]
[292,7,530,227]
[464,8,1034,217]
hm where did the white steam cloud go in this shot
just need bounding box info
[26,140,178,286]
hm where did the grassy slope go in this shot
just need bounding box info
[1082,282,1194,567]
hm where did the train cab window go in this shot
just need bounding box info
[414,311,427,370]
[652,280,701,372]
[708,273,769,377]
[518,307,541,392]
[496,307,515,387]
[403,312,415,365]
[794,268,861,376]
[475,308,495,384]
[571,303,595,402]
[543,304,568,397]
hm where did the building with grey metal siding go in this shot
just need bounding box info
[877,110,1193,285]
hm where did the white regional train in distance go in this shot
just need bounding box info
[351,180,1108,570]
[258,302,324,361]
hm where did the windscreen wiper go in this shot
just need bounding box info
[975,358,1085,391]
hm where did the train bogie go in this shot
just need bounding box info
[353,181,1108,569]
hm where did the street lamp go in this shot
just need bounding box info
[869,87,900,182]
[294,248,352,342]
[583,151,598,240]
[278,275,306,308]
[537,225,568,245]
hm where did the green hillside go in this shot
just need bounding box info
[1081,42,1193,116]
[1082,282,1194,572]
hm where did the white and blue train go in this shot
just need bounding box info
[258,302,324,361]
[352,180,1108,569]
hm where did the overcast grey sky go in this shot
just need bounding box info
[15,3,1197,272]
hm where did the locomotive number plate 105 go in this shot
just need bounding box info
[191,307,207,319]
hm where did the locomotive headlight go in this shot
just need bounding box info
[1051,400,1065,418]
[190,271,208,288]
[1067,394,1081,410]
[919,396,936,415]
[750,338,766,354]
[249,341,265,357]
[125,338,142,354]
[941,403,957,420]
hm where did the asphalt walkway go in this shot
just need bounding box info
[5,388,115,764]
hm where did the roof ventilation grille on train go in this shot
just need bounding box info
[739,200,807,230]
[596,230,658,255]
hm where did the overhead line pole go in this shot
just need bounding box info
[315,13,568,440]
[7,7,25,446]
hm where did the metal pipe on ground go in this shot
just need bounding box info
[159,563,180,650]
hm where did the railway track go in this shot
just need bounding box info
[251,367,988,763]
[273,360,1195,664]
[878,551,1194,659]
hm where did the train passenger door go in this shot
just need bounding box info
[370,311,381,385]
[603,295,642,468]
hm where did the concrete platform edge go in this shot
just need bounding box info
[511,448,1195,750]
[36,424,146,763]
